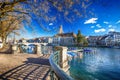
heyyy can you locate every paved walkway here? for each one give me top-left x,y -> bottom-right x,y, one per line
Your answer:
0,55 -> 51,80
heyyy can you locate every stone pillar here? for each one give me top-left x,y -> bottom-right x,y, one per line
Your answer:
55,46 -> 69,72
36,45 -> 43,56
12,44 -> 18,54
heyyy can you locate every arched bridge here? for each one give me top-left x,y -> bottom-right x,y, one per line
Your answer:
18,42 -> 48,46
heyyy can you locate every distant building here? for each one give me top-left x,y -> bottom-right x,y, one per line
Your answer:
98,35 -> 108,46
19,38 -> 27,43
34,38 -> 41,43
88,31 -> 120,46
87,36 -> 102,46
47,37 -> 53,44
27,39 -> 35,43
53,25 -> 76,46
59,25 -> 64,34
105,31 -> 120,46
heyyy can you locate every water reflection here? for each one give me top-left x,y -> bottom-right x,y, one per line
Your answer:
77,52 -> 83,59
20,44 -> 36,54
69,48 -> 120,80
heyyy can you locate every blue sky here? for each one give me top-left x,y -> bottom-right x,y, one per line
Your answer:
80,0 -> 120,36
18,0 -> 120,39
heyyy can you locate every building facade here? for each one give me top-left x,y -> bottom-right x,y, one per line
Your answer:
105,32 -> 120,46
53,25 -> 76,46
88,31 -> 120,47
87,36 -> 102,46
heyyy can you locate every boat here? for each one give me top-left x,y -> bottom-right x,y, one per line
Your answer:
67,52 -> 77,57
83,48 -> 97,53
83,48 -> 92,52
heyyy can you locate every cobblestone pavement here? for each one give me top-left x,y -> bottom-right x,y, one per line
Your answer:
0,54 -> 51,80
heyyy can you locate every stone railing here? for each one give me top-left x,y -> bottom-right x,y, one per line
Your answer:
11,44 -> 53,55
49,46 -> 73,80
11,44 -> 43,55
12,45 -> 73,79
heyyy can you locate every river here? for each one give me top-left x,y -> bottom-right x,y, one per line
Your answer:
69,48 -> 120,80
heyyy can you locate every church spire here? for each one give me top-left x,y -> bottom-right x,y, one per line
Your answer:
59,25 -> 63,34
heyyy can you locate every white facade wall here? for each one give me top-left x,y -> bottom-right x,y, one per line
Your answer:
53,37 -> 75,45
22,40 -> 27,43
53,37 -> 60,46
60,37 -> 74,46
105,32 -> 120,46
48,37 -> 53,43
53,37 -> 75,46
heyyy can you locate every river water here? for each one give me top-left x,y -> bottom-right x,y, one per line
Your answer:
69,48 -> 120,80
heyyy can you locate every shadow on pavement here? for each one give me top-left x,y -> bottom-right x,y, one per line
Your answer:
0,55 -> 50,80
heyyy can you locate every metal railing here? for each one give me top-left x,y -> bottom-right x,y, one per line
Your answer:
49,51 -> 73,80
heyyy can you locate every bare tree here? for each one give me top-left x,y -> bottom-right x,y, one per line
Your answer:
0,0 -> 93,48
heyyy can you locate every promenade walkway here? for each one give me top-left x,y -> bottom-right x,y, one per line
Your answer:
0,54 -> 50,80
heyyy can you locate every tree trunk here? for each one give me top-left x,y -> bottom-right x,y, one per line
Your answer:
1,36 -> 7,48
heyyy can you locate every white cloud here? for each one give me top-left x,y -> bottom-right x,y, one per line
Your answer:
103,21 -> 109,24
109,28 -> 115,32
116,20 -> 120,24
84,18 -> 98,24
108,25 -> 112,28
91,26 -> 94,28
49,23 -> 53,26
96,24 -> 102,28
94,28 -> 106,33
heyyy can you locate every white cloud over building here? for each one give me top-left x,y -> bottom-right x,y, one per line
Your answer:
109,28 -> 115,32
94,28 -> 106,33
84,18 -> 98,24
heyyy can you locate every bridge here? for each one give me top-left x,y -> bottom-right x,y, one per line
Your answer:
18,42 -> 48,46
69,49 -> 83,53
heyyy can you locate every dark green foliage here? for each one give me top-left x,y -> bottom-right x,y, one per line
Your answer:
77,30 -> 88,46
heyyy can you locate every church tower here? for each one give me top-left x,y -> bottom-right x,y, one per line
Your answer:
58,25 -> 63,34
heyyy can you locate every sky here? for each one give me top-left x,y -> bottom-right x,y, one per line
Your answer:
17,0 -> 120,39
